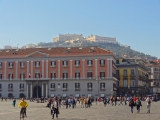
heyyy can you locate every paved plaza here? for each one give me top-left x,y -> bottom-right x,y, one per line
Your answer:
0,100 -> 160,120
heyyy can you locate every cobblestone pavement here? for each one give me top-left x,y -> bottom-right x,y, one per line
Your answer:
0,100 -> 160,120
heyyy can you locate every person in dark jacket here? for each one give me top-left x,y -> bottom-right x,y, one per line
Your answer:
129,98 -> 135,113
114,96 -> 117,106
135,98 -> 142,113
65,98 -> 68,109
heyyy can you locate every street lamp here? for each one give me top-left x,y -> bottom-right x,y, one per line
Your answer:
96,77 -> 101,97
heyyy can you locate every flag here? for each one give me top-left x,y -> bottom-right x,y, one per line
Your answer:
28,74 -> 31,78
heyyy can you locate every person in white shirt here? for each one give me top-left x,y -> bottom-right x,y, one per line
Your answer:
146,97 -> 151,113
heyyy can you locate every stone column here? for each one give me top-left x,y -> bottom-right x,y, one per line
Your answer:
58,60 -> 60,79
30,84 -> 32,98
46,60 -> 48,78
42,60 -> 44,78
16,61 -> 18,79
27,61 -> 29,79
4,62 -> 7,80
46,84 -> 48,98
31,61 -> 33,78
95,59 -> 98,77
26,84 -> 28,98
70,60 -> 72,79
82,59 -> 85,79
42,83 -> 44,97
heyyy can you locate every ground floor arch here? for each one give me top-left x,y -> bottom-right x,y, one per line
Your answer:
33,86 -> 41,98
19,93 -> 25,98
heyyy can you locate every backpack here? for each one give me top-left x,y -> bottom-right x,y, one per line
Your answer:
136,100 -> 141,106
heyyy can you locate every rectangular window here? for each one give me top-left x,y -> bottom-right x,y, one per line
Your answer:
75,83 -> 80,88
0,74 -> 2,79
35,73 -> 40,78
20,74 -> 25,80
75,72 -> 80,79
117,81 -> 119,87
100,60 -> 105,66
0,84 -> 2,89
8,84 -> 13,89
131,69 -> 134,75
0,62 -> 2,68
75,60 -> 80,66
51,61 -> 56,66
100,83 -> 105,89
50,83 -> 55,88
87,60 -> 92,66
63,83 -> 68,88
116,70 -> 119,76
20,62 -> 24,68
51,73 -> 56,79
87,72 -> 92,79
63,61 -> 68,66
124,70 -> 127,76
9,62 -> 14,68
8,74 -> 13,80
20,84 -> 24,89
123,80 -> 128,87
35,61 -> 40,67
131,80 -> 135,87
87,83 -> 92,89
63,73 -> 68,79
100,72 -> 105,78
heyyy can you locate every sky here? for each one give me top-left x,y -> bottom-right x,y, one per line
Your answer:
0,0 -> 160,58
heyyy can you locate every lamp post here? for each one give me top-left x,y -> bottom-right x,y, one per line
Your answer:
96,77 -> 101,97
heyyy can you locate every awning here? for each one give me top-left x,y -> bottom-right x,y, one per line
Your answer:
88,94 -> 92,97
101,94 -> 105,97
50,94 -> 54,97
63,94 -> 67,97
75,94 -> 80,97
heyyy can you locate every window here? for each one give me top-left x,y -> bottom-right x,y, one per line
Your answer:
75,83 -> 80,88
131,80 -> 135,87
51,61 -> 56,67
87,72 -> 92,79
8,84 -> 13,89
63,61 -> 68,66
19,84 -> 24,89
50,73 -> 56,79
0,62 -> 2,68
35,73 -> 40,79
20,74 -> 25,80
131,69 -> 134,76
63,83 -> 68,88
75,72 -> 80,79
35,61 -> 40,67
75,60 -> 80,66
9,62 -> 14,68
87,83 -> 92,89
123,80 -> 128,87
124,70 -> 127,76
100,60 -> 105,66
87,60 -> 92,66
8,74 -> 13,80
117,81 -> 119,87
63,73 -> 68,79
116,70 -> 119,76
100,72 -> 105,78
50,83 -> 55,88
0,74 -> 2,80
100,83 -> 105,89
0,84 -> 2,89
20,62 -> 24,68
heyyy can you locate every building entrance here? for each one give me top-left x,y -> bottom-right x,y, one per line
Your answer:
33,86 -> 41,98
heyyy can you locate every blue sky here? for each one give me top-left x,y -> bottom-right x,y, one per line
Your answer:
0,0 -> 160,58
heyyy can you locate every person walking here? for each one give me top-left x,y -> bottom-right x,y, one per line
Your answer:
12,98 -> 16,107
51,97 -> 59,119
80,97 -> 84,108
129,98 -> 135,113
146,96 -> 151,113
135,98 -> 142,113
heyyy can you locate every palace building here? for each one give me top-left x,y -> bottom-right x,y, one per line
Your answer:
0,47 -> 117,98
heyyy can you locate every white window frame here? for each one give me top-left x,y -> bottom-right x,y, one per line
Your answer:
36,61 -> 39,67
100,60 -> 104,65
75,60 -> 80,66
51,61 -> 55,67
88,60 -> 92,66
76,72 -> 80,79
63,61 -> 67,66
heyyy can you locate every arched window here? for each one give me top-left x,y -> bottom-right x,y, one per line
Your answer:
8,93 -> 13,98
19,93 -> 25,98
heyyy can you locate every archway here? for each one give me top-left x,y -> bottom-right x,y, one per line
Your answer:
33,86 -> 41,98
0,93 -> 1,97
8,93 -> 13,98
19,93 -> 25,98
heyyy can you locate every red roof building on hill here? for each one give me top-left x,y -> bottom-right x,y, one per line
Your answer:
0,46 -> 117,98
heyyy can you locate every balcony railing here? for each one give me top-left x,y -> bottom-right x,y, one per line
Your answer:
8,88 -> 13,91
20,66 -> 25,68
19,88 -> 25,91
87,88 -> 92,91
50,88 -> 56,91
75,88 -> 80,91
63,88 -> 68,91
8,66 -> 13,68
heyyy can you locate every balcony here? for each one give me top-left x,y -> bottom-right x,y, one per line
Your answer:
63,65 -> 68,68
100,88 -> 106,91
87,64 -> 92,67
20,66 -> 25,68
123,74 -> 128,77
87,88 -> 92,91
130,74 -> 135,77
75,64 -> 80,67
100,64 -> 105,67
8,88 -> 13,91
75,88 -> 80,91
50,65 -> 56,68
35,65 -> 40,68
19,88 -> 25,91
50,88 -> 56,91
63,88 -> 68,91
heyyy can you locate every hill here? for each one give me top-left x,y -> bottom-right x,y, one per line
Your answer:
36,40 -> 157,60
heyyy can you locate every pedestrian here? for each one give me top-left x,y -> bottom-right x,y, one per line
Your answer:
51,97 -> 59,119
135,98 -> 142,113
80,97 -> 84,108
129,98 -> 135,113
146,96 -> 151,113
12,98 -> 16,107
103,97 -> 107,107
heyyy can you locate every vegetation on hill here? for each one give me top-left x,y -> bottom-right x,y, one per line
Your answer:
37,41 -> 157,60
